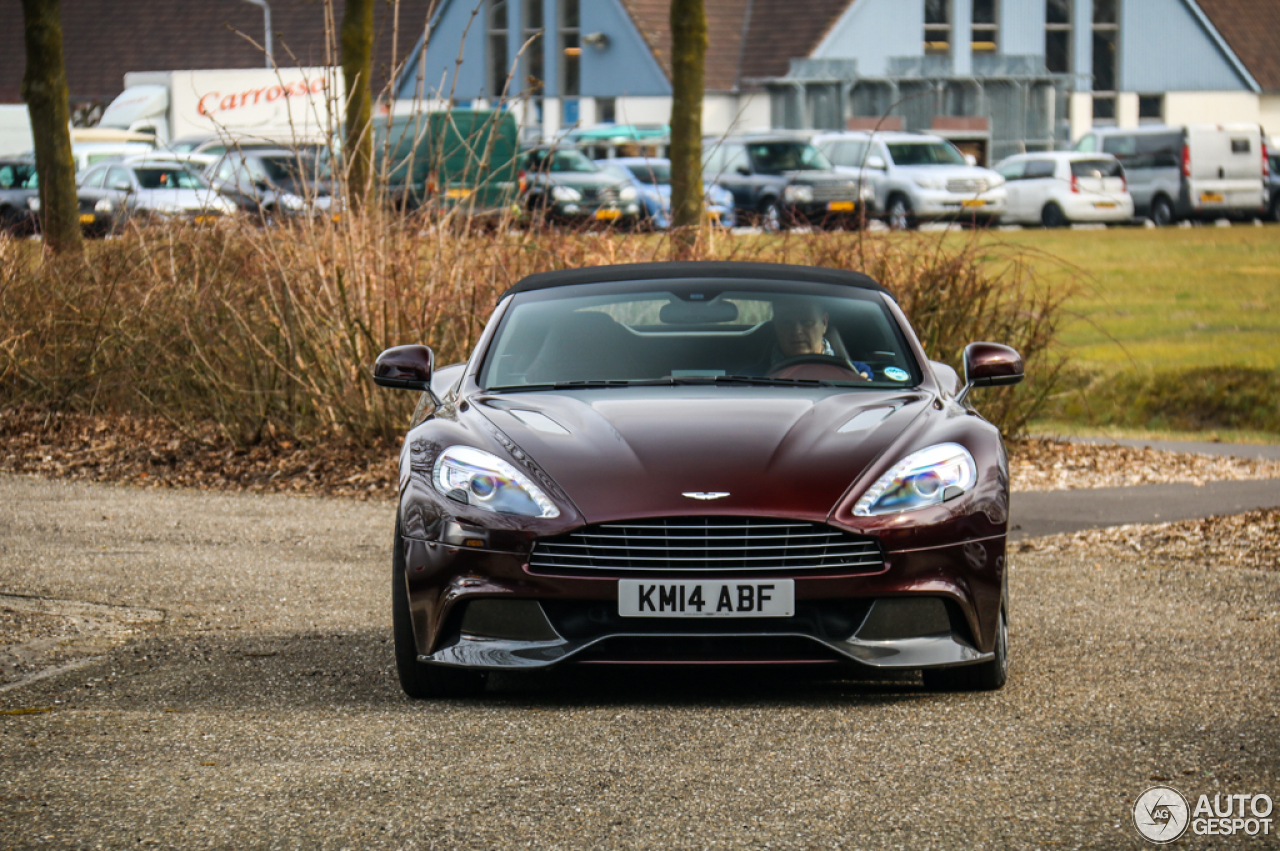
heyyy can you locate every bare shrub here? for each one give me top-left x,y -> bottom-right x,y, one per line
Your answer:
0,217 -> 1071,445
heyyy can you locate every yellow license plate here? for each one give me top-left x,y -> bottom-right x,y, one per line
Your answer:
193,215 -> 218,224
1094,202 -> 1117,209
704,210 -> 722,222
826,201 -> 856,212
79,214 -> 95,224
1200,192 -> 1225,204
445,188 -> 473,200
594,209 -> 621,221
961,199 -> 988,208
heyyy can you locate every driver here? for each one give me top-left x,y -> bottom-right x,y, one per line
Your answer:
741,297 -> 870,378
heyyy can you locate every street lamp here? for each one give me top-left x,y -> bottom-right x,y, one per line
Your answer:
242,0 -> 273,67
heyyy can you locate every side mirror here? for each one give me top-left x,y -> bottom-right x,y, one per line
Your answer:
864,155 -> 886,171
956,342 -> 1023,405
111,180 -> 133,192
735,165 -> 751,176
373,344 -> 434,391
964,153 -> 978,167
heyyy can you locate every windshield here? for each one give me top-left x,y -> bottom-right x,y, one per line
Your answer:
258,155 -> 329,182
0,163 -> 37,189
480,282 -> 919,390
886,141 -> 967,166
525,149 -> 599,173
133,167 -> 208,189
746,142 -> 832,175
621,161 -> 671,185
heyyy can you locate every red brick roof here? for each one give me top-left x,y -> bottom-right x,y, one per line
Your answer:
1196,0 -> 1280,92
2,0 -> 438,105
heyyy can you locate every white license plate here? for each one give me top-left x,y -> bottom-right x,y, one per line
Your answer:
618,579 -> 794,618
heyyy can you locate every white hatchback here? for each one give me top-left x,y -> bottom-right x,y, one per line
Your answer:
994,152 -> 1134,227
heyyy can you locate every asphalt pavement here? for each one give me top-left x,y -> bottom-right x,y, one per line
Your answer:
1,473 -> 1277,850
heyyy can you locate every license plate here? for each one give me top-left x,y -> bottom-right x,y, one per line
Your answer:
1200,192 -> 1225,204
594,208 -> 621,221
961,199 -> 987,208
1094,202 -> 1117,209
193,215 -> 218,224
827,201 -> 856,212
618,580 -> 795,618
705,210 -> 721,222
445,188 -> 473,200
79,214 -> 95,224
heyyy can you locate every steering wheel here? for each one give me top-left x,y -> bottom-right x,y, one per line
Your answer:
767,354 -> 868,382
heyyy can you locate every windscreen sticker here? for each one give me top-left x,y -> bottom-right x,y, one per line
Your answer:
884,367 -> 910,382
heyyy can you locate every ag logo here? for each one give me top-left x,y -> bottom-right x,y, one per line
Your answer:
1133,785 -> 1190,844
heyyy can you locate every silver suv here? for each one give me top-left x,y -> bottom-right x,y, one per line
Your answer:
813,131 -> 1006,229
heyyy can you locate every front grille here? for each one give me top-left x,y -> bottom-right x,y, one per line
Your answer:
528,517 -> 883,576
947,177 -> 989,194
809,181 -> 860,203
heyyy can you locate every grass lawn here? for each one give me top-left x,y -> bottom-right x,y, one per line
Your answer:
978,224 -> 1280,371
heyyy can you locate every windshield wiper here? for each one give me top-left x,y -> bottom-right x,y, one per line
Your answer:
485,375 -> 865,393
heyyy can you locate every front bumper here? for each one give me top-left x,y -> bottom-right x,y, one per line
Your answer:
910,187 -> 1006,218
401,533 -> 1005,672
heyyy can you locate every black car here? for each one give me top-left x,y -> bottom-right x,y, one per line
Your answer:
702,136 -> 875,230
204,149 -> 334,219
519,147 -> 642,225
0,158 -> 39,235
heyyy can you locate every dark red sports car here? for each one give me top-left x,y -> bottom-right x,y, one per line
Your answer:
374,261 -> 1023,698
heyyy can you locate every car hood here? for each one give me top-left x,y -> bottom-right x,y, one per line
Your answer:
472,387 -> 931,524
544,171 -> 620,190
136,189 -> 234,213
890,164 -> 1000,181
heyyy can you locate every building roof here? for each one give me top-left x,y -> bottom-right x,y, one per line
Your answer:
618,0 -> 851,92
1195,0 -> 1280,92
1,0 -> 438,105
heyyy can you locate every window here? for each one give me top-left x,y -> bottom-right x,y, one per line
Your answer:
1024,159 -> 1056,179
1092,0 -> 1119,123
924,0 -> 951,55
1070,158 -> 1122,178
1138,95 -> 1163,124
523,0 -> 544,97
996,159 -> 1025,180
487,0 -> 509,97
1045,0 -> 1071,74
821,139 -> 871,169
972,0 -> 998,53
560,0 -> 580,98
597,97 -> 616,123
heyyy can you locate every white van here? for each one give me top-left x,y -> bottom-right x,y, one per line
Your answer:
1074,124 -> 1267,224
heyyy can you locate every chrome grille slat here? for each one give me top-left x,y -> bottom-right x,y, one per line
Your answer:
529,516 -> 884,575
946,178 -> 989,194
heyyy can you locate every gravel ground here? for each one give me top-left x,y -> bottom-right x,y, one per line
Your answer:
1009,438 -> 1280,492
1,474 -> 1277,849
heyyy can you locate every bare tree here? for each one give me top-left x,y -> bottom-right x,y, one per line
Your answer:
341,0 -> 375,210
668,0 -> 706,255
20,0 -> 81,256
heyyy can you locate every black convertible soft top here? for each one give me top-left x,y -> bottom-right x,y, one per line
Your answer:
499,261 -> 891,301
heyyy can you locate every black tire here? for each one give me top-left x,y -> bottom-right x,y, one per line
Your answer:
1149,195 -> 1175,226
886,195 -> 916,231
1040,202 -> 1067,229
392,518 -> 486,699
922,607 -> 1008,692
1269,194 -> 1280,223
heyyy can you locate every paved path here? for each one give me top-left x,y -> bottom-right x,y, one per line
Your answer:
1,474 -> 1277,850
1063,436 -> 1280,462
1011,478 -> 1280,540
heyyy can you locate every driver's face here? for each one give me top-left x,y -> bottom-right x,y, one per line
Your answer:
773,300 -> 828,358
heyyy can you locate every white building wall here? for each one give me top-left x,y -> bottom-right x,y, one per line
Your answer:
703,93 -> 771,136
613,96 -> 675,127
1163,91 -> 1260,127
1261,95 -> 1280,141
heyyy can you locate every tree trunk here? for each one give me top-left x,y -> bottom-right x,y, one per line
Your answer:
668,0 -> 706,256
341,0 -> 375,211
20,0 -> 81,257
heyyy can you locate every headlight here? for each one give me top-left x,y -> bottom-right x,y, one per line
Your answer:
860,184 -> 876,201
986,174 -> 1006,189
551,185 -> 581,202
27,197 -> 40,211
853,443 -> 977,516
94,199 -> 113,213
618,185 -> 638,202
912,175 -> 947,190
432,445 -> 560,518
783,184 -> 814,203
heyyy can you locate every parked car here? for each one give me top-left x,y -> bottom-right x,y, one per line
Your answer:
520,146 -> 642,225
0,158 -> 39,235
813,131 -> 1006,230
204,148 -> 333,219
993,152 -> 1134,227
71,141 -> 156,175
702,135 -> 872,229
372,260 -> 1023,698
1074,124 -> 1268,224
375,110 -> 518,214
1266,143 -> 1279,222
76,157 -> 235,235
596,157 -> 737,228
